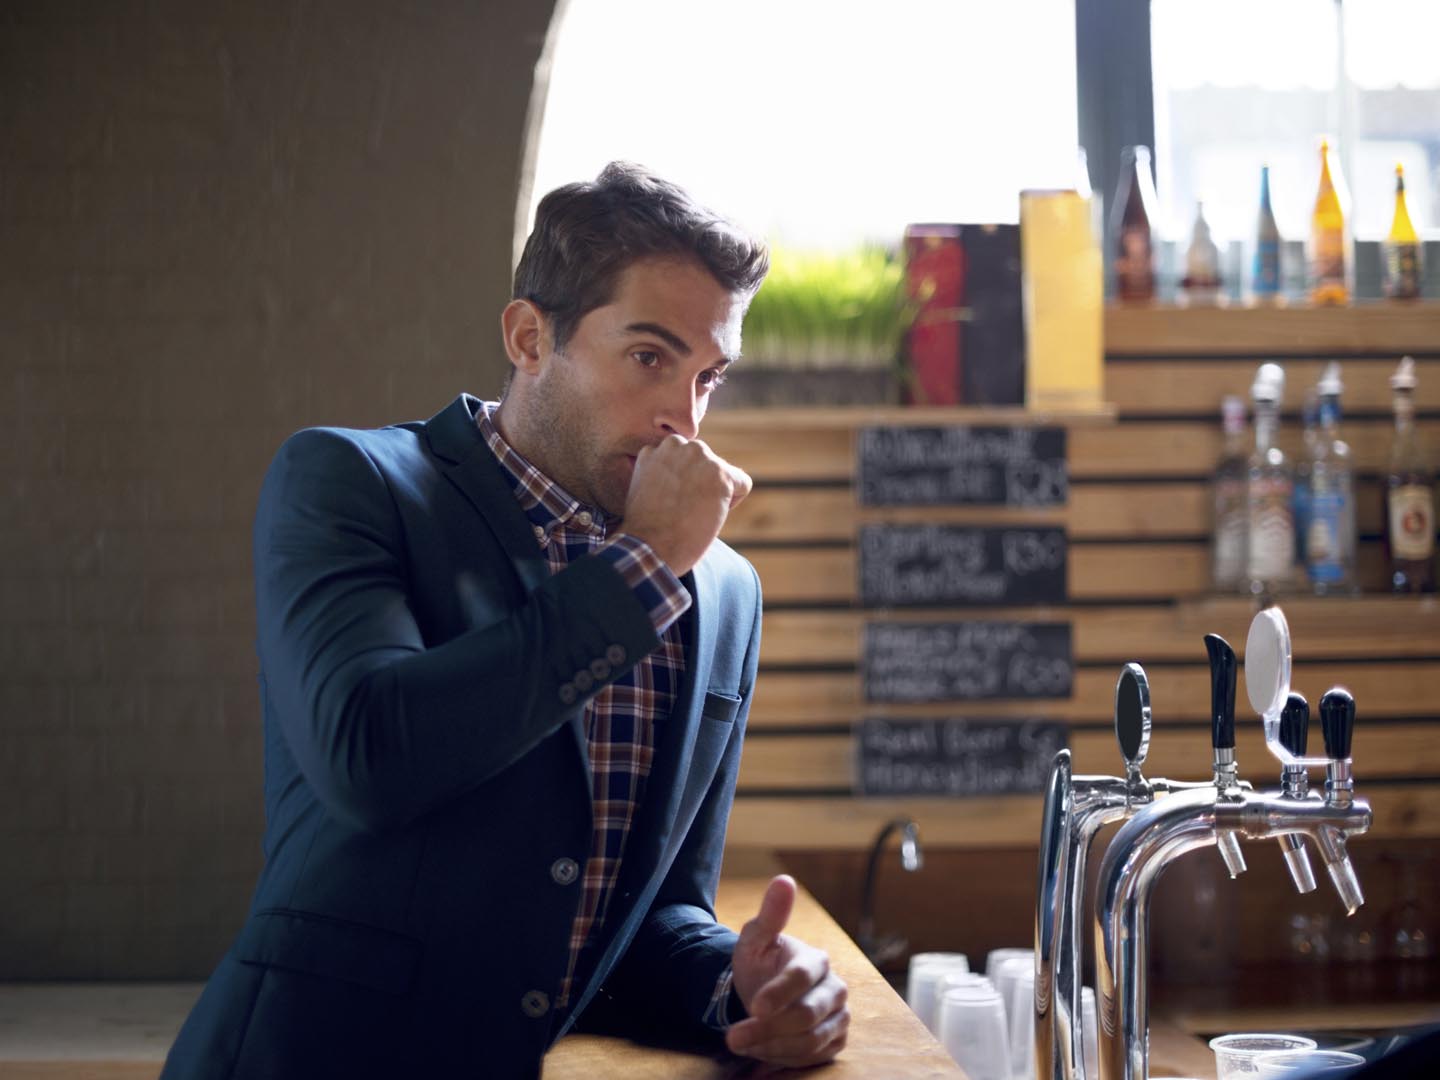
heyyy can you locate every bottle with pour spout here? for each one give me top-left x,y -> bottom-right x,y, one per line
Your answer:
1387,357 -> 1436,592
1305,362 -> 1356,594
1247,363 -> 1295,596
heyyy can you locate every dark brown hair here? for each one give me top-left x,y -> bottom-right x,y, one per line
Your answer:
513,161 -> 769,352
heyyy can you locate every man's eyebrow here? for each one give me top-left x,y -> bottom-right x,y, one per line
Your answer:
624,322 -> 692,356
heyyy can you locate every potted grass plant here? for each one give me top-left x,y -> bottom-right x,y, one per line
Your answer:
723,246 -> 915,407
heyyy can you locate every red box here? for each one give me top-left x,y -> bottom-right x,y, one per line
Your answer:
903,225 -> 965,406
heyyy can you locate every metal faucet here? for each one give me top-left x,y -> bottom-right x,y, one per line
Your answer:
857,816 -> 922,966
1034,664 -> 1213,1080
1091,684 -> 1371,1080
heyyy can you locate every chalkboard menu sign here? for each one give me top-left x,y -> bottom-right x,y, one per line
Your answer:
857,426 -> 1067,508
864,621 -> 1073,703
856,718 -> 1068,797
858,525 -> 1067,607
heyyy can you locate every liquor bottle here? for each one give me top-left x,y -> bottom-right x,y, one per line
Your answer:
1253,165 -> 1283,304
1387,357 -> 1436,592
1247,363 -> 1295,596
1212,395 -> 1249,591
1305,363 -> 1356,594
1110,146 -> 1159,302
1383,164 -> 1423,300
1293,390 -> 1319,569
1180,201 -> 1222,306
1308,140 -> 1350,305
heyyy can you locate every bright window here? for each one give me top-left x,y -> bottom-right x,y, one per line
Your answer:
1151,0 -> 1439,243
523,0 -> 1079,253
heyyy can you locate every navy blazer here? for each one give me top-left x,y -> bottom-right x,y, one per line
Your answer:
163,395 -> 763,1079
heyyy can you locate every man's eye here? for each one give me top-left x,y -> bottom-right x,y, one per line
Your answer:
634,350 -> 661,368
697,369 -> 728,389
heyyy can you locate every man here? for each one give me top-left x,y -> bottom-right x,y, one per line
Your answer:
163,162 -> 848,1078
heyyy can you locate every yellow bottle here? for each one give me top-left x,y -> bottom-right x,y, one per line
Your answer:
1308,140 -> 1349,305
1384,164 -> 1423,300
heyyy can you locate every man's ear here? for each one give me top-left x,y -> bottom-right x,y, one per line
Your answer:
501,299 -> 546,375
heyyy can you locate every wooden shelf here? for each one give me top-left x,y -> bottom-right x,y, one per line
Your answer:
1105,301 -> 1440,356
705,403 -> 1117,429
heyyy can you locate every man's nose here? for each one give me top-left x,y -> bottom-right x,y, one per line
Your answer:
656,381 -> 701,440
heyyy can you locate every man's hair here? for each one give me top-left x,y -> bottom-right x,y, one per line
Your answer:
513,161 -> 769,352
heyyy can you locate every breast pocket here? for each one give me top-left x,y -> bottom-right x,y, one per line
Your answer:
700,689 -> 742,726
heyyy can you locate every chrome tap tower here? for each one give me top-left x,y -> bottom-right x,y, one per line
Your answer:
1033,606 -> 1372,1080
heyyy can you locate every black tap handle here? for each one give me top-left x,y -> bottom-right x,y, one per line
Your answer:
1320,687 -> 1356,759
1204,634 -> 1237,750
1279,692 -> 1310,758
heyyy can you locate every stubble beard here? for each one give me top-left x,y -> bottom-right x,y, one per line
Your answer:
517,364 -> 630,520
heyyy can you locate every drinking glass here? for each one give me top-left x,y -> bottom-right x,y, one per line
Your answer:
1210,1033 -> 1319,1079
983,946 -> 1032,981
936,983 -> 1011,1080
1004,960 -> 1037,1080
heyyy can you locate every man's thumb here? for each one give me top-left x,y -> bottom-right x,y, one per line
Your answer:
743,874 -> 796,944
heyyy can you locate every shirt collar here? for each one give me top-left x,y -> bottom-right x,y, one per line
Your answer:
476,400 -> 609,543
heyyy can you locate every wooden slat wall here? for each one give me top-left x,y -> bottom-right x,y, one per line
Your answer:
707,305 -> 1440,851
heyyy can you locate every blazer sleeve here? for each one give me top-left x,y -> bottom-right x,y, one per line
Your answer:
590,559 -> 763,1036
253,426 -> 662,833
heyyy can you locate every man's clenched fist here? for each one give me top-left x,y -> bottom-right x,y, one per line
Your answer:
620,435 -> 751,577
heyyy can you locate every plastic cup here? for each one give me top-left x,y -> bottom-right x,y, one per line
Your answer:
1081,986 -> 1098,1079
905,953 -> 970,1035
984,946 -> 1032,981
1255,1048 -> 1367,1076
1210,1033 -> 1319,1079
1004,961 -> 1037,1080
936,983 -> 1011,1080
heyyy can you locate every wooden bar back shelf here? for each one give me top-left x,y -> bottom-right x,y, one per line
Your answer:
707,303 -> 1440,854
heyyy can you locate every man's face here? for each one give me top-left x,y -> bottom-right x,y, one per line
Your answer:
511,255 -> 746,518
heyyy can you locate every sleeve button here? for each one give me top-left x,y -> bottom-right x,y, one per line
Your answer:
550,857 -> 579,885
558,683 -> 578,706
605,644 -> 626,665
521,989 -> 550,1018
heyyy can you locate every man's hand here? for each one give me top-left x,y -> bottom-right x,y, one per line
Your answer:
725,875 -> 849,1067
621,435 -> 752,577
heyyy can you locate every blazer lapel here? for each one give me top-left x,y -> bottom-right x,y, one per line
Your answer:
422,394 -> 588,769
621,555 -> 718,878
423,394 -> 550,596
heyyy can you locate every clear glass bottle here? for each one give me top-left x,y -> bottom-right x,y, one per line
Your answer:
1110,146 -> 1159,303
1305,363 -> 1356,594
1212,395 -> 1249,591
1293,390 -> 1319,571
1247,363 -> 1295,596
1387,357 -> 1436,593
1180,201 -> 1221,306
1383,163 -> 1423,301
1252,165 -> 1282,304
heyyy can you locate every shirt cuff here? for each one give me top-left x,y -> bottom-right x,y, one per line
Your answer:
701,963 -> 745,1031
598,533 -> 692,634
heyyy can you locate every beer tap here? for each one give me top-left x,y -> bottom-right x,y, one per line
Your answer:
1204,634 -> 1247,878
1275,693 -> 1318,893
1034,665 -> 1211,1080
1092,608 -> 1372,1080
1319,687 -> 1365,914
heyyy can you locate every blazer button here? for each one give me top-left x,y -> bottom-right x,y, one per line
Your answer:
558,683 -> 578,706
550,857 -> 579,885
521,989 -> 550,1018
573,669 -> 594,693
605,644 -> 626,665
589,658 -> 611,680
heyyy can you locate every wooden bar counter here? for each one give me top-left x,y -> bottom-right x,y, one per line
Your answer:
543,877 -> 964,1079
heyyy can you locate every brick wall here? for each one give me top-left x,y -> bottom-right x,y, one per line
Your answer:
0,0 -> 556,978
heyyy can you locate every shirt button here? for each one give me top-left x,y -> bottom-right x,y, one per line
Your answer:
532,525 -> 545,539
605,644 -> 626,665
589,658 -> 611,681
573,669 -> 594,693
558,683 -> 578,706
550,857 -> 579,885
521,989 -> 550,1018
576,510 -> 593,528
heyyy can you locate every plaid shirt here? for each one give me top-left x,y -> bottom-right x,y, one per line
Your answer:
476,404 -> 691,1008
